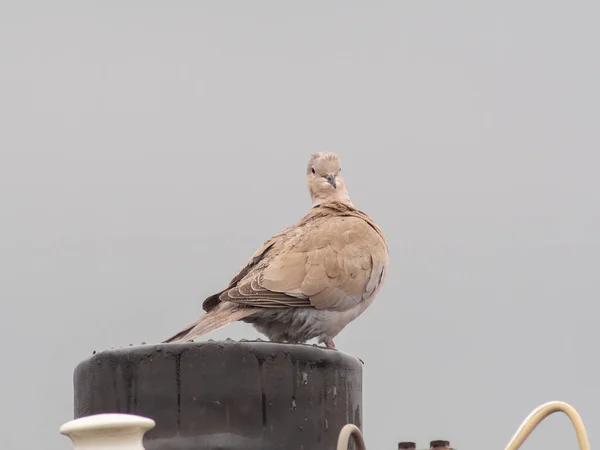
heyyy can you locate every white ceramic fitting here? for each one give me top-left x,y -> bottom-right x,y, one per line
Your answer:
60,413 -> 156,450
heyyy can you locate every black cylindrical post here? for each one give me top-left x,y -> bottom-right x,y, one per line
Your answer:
73,340 -> 363,450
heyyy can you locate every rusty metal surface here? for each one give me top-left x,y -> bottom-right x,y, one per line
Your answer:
73,340 -> 363,450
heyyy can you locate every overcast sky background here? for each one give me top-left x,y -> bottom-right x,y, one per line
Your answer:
1,2 -> 599,450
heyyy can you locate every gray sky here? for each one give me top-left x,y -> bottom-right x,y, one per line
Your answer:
1,2 -> 598,450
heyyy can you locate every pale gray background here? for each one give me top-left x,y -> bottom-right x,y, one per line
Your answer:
1,2 -> 598,450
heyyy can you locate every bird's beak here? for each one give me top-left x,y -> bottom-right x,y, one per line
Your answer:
325,174 -> 337,189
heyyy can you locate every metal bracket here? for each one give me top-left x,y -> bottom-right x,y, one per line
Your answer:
336,400 -> 591,450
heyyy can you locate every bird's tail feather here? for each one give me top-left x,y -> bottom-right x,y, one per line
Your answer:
162,303 -> 256,343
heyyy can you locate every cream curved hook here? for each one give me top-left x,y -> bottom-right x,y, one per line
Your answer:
503,401 -> 590,450
336,423 -> 366,450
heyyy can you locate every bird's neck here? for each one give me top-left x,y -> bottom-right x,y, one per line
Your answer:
311,188 -> 353,208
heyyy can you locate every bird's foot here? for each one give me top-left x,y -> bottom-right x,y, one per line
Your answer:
325,340 -> 336,349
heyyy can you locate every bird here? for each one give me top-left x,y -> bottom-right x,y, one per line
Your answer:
163,152 -> 388,349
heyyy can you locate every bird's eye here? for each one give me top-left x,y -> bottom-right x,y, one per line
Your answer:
339,167 -> 341,173
311,167 -> 316,174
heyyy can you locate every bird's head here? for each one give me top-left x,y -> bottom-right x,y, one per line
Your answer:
306,152 -> 352,207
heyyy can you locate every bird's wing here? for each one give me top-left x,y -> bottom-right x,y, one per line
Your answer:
215,203 -> 388,311
202,223 -> 305,311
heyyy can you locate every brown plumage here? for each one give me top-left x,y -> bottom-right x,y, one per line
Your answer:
163,152 -> 389,348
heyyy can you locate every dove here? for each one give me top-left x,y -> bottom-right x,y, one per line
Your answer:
163,152 -> 388,348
